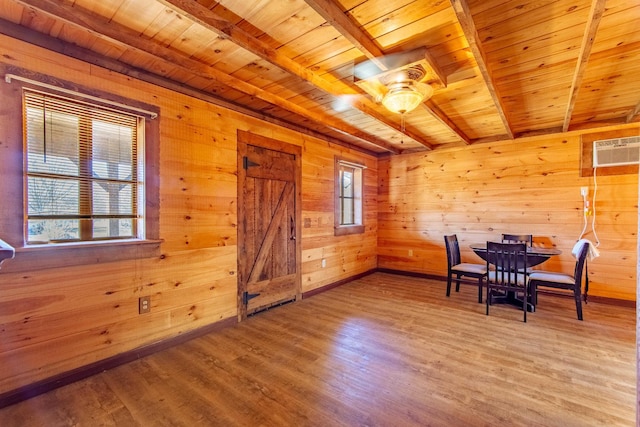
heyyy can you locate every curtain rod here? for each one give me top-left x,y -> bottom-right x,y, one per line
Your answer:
4,73 -> 158,119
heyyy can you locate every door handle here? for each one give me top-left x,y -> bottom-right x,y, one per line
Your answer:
290,216 -> 295,240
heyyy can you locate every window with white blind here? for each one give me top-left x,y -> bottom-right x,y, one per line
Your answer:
334,157 -> 365,236
24,90 -> 144,244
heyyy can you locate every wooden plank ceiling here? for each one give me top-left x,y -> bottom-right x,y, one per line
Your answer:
1,0 -> 639,155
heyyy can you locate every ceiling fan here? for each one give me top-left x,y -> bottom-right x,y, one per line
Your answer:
351,47 -> 447,115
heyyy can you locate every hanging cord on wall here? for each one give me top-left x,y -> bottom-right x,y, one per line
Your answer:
577,162 -> 607,303
578,191 -> 588,240
578,166 -> 603,304
577,167 -> 601,247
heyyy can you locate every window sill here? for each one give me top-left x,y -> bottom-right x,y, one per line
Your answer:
17,238 -> 163,252
334,224 -> 365,236
3,239 -> 163,274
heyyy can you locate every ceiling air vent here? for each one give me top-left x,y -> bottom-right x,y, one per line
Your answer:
593,136 -> 640,167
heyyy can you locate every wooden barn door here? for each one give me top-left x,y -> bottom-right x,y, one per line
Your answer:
237,131 -> 301,320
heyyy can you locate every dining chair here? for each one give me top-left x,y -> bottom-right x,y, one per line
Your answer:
528,242 -> 590,320
502,233 -> 533,246
485,241 -> 529,322
444,235 -> 487,303
501,234 -> 534,274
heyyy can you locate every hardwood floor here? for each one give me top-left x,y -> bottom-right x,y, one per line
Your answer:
0,272 -> 635,426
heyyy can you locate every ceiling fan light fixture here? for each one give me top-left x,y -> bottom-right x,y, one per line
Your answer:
381,81 -> 433,114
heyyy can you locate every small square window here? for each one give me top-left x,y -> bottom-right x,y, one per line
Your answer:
335,157 -> 365,236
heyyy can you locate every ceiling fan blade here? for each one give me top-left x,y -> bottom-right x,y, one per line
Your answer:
332,94 -> 361,112
354,60 -> 384,81
354,48 -> 431,81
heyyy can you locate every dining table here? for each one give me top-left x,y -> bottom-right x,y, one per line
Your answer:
470,242 -> 562,311
470,243 -> 562,267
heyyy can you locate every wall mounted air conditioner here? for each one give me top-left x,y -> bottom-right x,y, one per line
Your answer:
593,136 -> 640,167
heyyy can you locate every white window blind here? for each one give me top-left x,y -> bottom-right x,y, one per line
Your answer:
24,90 -> 143,244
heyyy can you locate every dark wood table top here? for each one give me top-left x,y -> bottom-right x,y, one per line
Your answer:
469,243 -> 562,256
470,243 -> 562,267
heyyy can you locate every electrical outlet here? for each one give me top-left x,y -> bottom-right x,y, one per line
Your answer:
139,296 -> 151,314
408,249 -> 413,257
580,186 -> 588,197
321,258 -> 327,268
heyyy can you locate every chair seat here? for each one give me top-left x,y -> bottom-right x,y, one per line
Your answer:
452,263 -> 487,276
445,234 -> 486,304
488,270 -> 527,286
529,242 -> 590,321
529,271 -> 574,285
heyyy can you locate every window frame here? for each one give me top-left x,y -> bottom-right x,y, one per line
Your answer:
23,89 -> 144,244
334,156 -> 365,236
0,70 -> 160,272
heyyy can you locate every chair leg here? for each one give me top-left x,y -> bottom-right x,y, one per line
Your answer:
523,284 -> 528,323
530,283 -> 536,306
455,275 -> 461,292
485,285 -> 490,315
477,278 -> 483,303
446,275 -> 452,297
574,287 -> 583,321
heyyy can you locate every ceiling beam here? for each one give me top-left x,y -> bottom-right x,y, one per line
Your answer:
563,0 -> 606,132
0,19 -> 382,158
449,0 -> 514,140
514,126 -> 564,140
305,0 -> 445,88
308,0 -> 470,145
303,0 -> 388,71
421,48 -> 448,89
627,100 -> 640,123
422,101 -> 472,144
157,0 -> 433,150
15,0 -> 400,154
158,0 -> 334,96
304,0 -> 473,146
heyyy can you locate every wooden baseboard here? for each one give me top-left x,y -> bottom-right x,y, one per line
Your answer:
581,295 -> 635,308
380,268 -> 635,307
0,270 -> 376,409
302,269 -> 377,299
377,268 -> 446,282
0,317 -> 237,409
1,267 -> 632,409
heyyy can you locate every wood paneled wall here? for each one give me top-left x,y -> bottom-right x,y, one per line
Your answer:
301,144 -> 378,292
0,35 -> 377,394
378,132 -> 639,301
0,32 -> 636,398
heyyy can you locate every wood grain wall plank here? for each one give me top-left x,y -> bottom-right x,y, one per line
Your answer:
378,127 -> 639,301
0,34 -> 377,395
